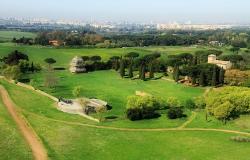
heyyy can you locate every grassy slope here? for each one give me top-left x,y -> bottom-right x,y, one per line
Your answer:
0,31 -> 36,41
0,98 -> 32,160
30,70 -> 204,127
1,80 -> 250,160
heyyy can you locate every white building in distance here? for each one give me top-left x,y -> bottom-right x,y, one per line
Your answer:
208,54 -> 232,70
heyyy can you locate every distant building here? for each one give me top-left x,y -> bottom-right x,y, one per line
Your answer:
208,54 -> 232,70
69,56 -> 86,73
49,40 -> 65,46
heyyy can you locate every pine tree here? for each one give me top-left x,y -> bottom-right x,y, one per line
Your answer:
211,66 -> 217,86
219,67 -> 225,85
119,58 -> 125,78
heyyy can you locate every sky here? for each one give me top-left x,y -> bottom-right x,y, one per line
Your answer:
1,0 -> 250,24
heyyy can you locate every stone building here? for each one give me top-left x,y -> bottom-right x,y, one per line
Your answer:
69,56 -> 86,73
208,54 -> 232,70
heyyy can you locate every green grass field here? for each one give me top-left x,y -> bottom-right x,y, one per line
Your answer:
0,97 -> 32,160
1,80 -> 250,160
0,43 -> 250,159
0,31 -> 36,42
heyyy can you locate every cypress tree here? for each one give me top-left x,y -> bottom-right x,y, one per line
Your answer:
119,58 -> 125,78
30,62 -> 34,73
173,66 -> 180,82
219,67 -> 225,85
211,66 -> 217,86
141,64 -> 146,80
199,71 -> 205,86
149,62 -> 154,78
128,64 -> 133,78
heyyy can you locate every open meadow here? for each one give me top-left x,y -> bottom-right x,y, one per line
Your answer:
0,31 -> 36,42
0,42 -> 250,160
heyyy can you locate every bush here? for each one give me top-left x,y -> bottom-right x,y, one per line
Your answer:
167,107 -> 184,119
230,136 -> 250,142
185,99 -> 196,110
126,108 -> 142,121
126,95 -> 163,121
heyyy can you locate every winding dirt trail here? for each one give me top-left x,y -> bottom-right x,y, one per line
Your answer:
0,86 -> 47,160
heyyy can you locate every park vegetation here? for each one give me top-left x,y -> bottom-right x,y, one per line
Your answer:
205,87 -> 250,124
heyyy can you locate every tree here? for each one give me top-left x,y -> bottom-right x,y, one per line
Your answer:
199,71 -> 205,86
230,47 -> 240,54
219,67 -> 225,84
72,86 -> 82,97
213,101 -> 234,124
2,50 -> 29,65
185,99 -> 196,110
167,107 -> 184,119
211,65 -> 217,86
125,52 -> 139,78
126,95 -> 162,121
110,56 -> 120,71
173,66 -> 180,82
2,66 -> 22,80
90,56 -> 101,62
82,56 -> 90,61
44,58 -> 56,70
138,57 -> 146,80
167,97 -> 181,108
144,52 -> 161,78
119,58 -> 125,78
205,87 -> 250,123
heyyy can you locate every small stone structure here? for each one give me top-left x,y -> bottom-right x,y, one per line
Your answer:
208,54 -> 232,70
69,56 -> 86,73
58,98 -> 107,115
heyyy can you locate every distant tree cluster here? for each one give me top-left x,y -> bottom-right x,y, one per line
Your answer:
1,50 -> 41,80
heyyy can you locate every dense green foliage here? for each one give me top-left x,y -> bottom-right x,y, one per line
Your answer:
205,87 -> 250,123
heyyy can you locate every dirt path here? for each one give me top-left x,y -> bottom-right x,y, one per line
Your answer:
178,111 -> 197,129
0,86 -> 47,160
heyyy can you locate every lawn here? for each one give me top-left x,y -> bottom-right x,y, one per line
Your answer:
0,98 -> 32,160
0,43 -> 219,67
1,80 -> 250,160
0,31 -> 36,42
29,70 -> 204,127
1,43 -> 250,159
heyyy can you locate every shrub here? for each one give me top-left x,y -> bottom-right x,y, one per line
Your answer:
205,87 -> 250,122
167,107 -> 184,119
231,136 -> 250,142
167,97 -> 181,108
185,99 -> 196,110
126,95 -> 163,121
72,86 -> 82,97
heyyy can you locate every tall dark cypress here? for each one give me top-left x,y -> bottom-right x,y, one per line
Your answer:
149,62 -> 154,78
219,67 -> 225,85
128,63 -> 133,78
211,66 -> 217,86
199,71 -> 205,86
119,59 -> 125,78
141,64 -> 146,81
173,66 -> 180,82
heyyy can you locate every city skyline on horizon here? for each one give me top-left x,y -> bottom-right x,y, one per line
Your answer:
1,0 -> 250,24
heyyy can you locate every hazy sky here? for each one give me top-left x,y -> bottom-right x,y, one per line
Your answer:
1,0 -> 249,23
